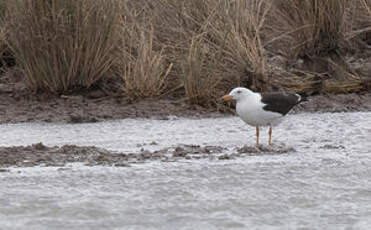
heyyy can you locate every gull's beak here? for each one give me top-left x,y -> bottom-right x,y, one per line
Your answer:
222,94 -> 233,101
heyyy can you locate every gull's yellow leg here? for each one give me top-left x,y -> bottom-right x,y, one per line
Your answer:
268,126 -> 272,146
256,126 -> 260,146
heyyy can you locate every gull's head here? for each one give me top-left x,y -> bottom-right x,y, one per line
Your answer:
222,87 -> 254,102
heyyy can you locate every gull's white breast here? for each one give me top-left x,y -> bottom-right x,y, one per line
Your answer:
236,94 -> 283,126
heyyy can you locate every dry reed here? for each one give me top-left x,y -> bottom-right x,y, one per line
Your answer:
120,28 -> 173,99
0,0 -> 369,105
269,0 -> 347,58
7,0 -> 121,93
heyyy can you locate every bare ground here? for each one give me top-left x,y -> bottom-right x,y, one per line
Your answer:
0,143 -> 296,169
0,80 -> 370,124
0,81 -> 221,124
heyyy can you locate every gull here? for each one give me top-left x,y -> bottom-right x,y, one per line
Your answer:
223,87 -> 307,146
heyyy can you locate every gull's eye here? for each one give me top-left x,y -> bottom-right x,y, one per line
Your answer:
237,90 -> 241,94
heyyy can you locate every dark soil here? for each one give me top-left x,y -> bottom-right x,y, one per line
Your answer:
292,92 -> 371,113
0,77 -> 371,124
0,143 -> 295,169
0,79 -> 221,124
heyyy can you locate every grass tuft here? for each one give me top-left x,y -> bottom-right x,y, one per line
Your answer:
120,28 -> 173,99
0,0 -> 369,105
182,36 -> 222,105
7,0 -> 121,93
270,0 -> 347,59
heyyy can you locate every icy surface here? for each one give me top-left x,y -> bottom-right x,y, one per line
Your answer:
1,112 -> 371,229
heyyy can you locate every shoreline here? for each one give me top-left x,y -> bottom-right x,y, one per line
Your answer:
1,89 -> 371,124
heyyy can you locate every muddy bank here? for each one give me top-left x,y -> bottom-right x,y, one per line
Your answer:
0,84 -> 220,124
0,143 -> 295,169
1,80 -> 371,124
292,92 -> 371,113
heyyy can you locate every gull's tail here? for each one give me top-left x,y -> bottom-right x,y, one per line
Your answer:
295,92 -> 309,103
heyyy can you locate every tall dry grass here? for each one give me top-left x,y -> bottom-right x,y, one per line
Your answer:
182,37 -> 223,105
7,0 -> 121,93
120,28 -> 173,99
141,0 -> 227,102
344,0 -> 371,46
0,0 -> 10,71
118,0 -> 222,102
0,22 -> 7,71
267,0 -> 370,93
0,0 -> 369,104
269,0 -> 347,59
214,0 -> 271,91
146,0 -> 272,102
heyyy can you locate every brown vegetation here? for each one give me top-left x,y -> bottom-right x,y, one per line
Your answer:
0,0 -> 370,106
120,29 -> 173,99
6,0 -> 120,93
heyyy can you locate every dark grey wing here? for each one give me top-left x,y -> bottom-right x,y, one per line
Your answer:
260,92 -> 301,115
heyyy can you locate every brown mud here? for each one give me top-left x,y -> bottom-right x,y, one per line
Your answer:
292,92 -> 371,113
0,82 -> 219,124
0,143 -> 295,169
0,78 -> 370,124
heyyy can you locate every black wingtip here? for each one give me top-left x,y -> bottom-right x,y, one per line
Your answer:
297,92 -> 309,102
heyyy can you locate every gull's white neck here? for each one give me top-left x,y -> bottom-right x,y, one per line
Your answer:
235,91 -> 261,104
